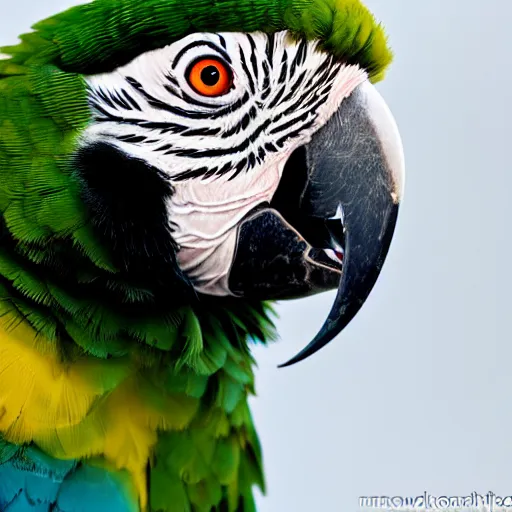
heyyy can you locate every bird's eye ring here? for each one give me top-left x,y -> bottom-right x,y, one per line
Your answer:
187,57 -> 233,97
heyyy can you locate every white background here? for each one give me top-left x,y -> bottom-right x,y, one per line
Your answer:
2,1 -> 511,510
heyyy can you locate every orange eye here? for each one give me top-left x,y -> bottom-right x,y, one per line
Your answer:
187,58 -> 232,97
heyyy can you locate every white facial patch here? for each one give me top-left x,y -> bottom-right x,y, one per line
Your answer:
83,31 -> 368,296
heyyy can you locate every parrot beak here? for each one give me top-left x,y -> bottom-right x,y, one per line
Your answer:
278,82 -> 404,367
229,81 -> 404,367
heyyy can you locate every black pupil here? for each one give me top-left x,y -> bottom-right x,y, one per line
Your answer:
201,66 -> 220,87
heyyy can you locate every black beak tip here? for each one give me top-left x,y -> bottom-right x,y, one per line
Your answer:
277,316 -> 341,368
277,316 -> 348,368
278,201 -> 400,369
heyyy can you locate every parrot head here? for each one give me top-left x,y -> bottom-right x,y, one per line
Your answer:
1,0 -> 404,366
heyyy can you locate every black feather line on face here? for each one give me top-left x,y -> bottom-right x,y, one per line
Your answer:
261,60 -> 271,100
266,33 -> 275,67
172,40 -> 232,69
239,45 -> 255,95
247,34 -> 259,82
125,76 -> 249,120
290,38 -> 307,77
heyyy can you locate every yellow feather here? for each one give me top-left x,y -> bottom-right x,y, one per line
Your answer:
0,314 -> 200,510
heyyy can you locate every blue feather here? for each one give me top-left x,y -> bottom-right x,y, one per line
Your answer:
57,465 -> 137,512
0,445 -> 137,512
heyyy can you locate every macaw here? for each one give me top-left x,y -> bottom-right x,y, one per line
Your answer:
0,0 -> 404,510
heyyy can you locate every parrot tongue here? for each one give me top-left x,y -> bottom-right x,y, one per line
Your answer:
278,82 -> 404,367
